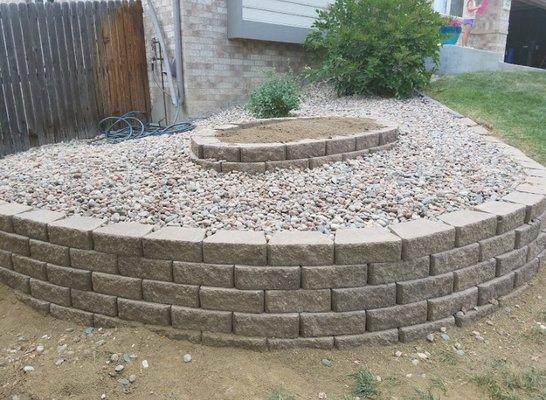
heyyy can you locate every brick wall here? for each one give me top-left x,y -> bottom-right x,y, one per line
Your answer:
144,0 -> 310,119
471,0 -> 511,53
1,132 -> 545,349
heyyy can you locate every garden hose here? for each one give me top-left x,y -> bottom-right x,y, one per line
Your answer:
94,111 -> 195,144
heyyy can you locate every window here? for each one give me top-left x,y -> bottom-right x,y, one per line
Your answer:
433,0 -> 464,17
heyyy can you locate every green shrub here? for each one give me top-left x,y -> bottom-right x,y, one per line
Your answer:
245,72 -> 301,118
304,0 -> 444,98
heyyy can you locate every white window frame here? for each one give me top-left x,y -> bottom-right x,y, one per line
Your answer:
433,0 -> 464,17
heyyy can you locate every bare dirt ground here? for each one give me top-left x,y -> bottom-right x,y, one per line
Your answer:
217,117 -> 379,143
1,269 -> 545,400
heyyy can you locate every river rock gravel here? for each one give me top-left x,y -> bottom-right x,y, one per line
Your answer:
0,88 -> 525,237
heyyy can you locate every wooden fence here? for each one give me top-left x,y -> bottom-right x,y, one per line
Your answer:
0,0 -> 151,156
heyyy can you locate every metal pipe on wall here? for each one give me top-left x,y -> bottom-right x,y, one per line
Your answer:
173,0 -> 185,111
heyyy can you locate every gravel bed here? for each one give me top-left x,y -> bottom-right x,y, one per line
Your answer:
0,88 -> 526,236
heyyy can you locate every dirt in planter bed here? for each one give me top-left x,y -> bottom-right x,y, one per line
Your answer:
217,117 -> 381,144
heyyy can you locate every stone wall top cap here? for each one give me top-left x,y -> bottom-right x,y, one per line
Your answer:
49,215 -> 106,230
204,230 -> 266,245
335,227 -> 401,244
94,222 -> 154,237
13,209 -> 65,223
145,226 -> 206,242
439,209 -> 497,226
388,219 -> 453,239
269,230 -> 332,245
474,200 -> 526,216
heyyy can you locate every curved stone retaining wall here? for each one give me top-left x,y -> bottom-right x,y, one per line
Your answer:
190,118 -> 399,173
0,133 -> 545,350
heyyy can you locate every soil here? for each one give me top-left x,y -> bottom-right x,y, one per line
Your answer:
217,117 -> 380,144
1,268 -> 545,400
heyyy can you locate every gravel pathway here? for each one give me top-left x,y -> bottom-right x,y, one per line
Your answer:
0,88 -> 525,236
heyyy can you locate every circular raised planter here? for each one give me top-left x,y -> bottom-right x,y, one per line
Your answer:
190,117 -> 399,173
0,125 -> 545,350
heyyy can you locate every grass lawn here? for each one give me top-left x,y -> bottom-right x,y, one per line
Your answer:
426,71 -> 546,164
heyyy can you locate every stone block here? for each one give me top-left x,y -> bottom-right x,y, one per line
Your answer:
453,259 -> 497,291
527,236 -> 545,261
503,191 -> 546,222
478,273 -> 515,305
268,231 -> 334,266
474,201 -> 526,234
200,287 -> 264,313
142,227 -> 205,262
234,265 -> 300,290
399,317 -> 455,342
265,158 -> 309,171
368,257 -> 429,285
396,274 -> 453,304
149,326 -> 202,343
92,272 -> 142,300
301,264 -> 367,289
268,337 -> 335,350
332,284 -> 396,312
427,287 -> 478,320
221,162 -> 267,174
0,266 -> 30,293
515,220 -> 541,249
143,280 -> 199,307
14,292 -> 49,314
46,264 -> 92,291
285,140 -> 326,160
173,262 -> 234,287
0,231 -> 30,256
171,306 -> 232,333
117,298 -> 171,326
517,183 -> 546,196
94,314 -> 138,329
308,153 -> 343,169
300,311 -> 367,337
240,143 -> 286,162
355,132 -> 380,150
0,203 -> 33,232
455,304 -> 498,327
341,149 -> 369,161
12,255 -> 47,280
479,231 -> 516,260
13,209 -> 65,241
233,313 -> 299,338
430,243 -> 480,275
366,301 -> 428,331
265,289 -> 331,313
499,283 -> 530,306
439,210 -> 497,247
379,128 -> 399,145
93,222 -> 153,256
71,289 -> 117,316
496,247 -> 527,276
334,227 -> 402,264
326,136 -> 356,155
29,240 -> 70,267
30,279 -> 70,306
202,332 -> 267,351
203,230 -> 267,265
48,216 -> 106,250
202,143 -> 240,162
0,250 -> 11,269
118,257 -> 172,281
389,220 -> 455,260
69,249 -> 118,274
369,143 -> 395,153
50,304 -> 94,326
514,259 -> 540,287
334,330 -> 399,349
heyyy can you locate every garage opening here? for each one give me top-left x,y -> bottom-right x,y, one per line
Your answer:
505,0 -> 546,69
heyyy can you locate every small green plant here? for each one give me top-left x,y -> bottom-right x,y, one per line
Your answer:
245,72 -> 301,118
305,0 -> 444,98
351,368 -> 378,398
412,389 -> 440,400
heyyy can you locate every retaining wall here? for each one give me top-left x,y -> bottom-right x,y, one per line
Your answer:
0,127 -> 545,350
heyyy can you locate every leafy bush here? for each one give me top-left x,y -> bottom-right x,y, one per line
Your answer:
305,0 -> 444,98
245,72 -> 301,118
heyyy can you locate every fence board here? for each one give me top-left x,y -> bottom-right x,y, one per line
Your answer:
0,0 -> 150,156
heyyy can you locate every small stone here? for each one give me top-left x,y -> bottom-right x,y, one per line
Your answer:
110,354 -> 119,362
118,378 -> 130,386
101,395 -> 107,400
426,334 -> 434,342
440,327 -> 447,333
23,365 -> 34,373
55,359 -> 65,366
411,359 -> 419,366
376,376 -> 382,382
395,351 -> 403,358
115,365 -> 124,373
57,344 -> 68,354
142,360 -> 149,369
441,333 -> 450,341
183,354 -> 192,363
84,327 -> 95,336
36,345 -> 45,353
455,349 -> 465,357
320,358 -> 332,367
417,352 -> 428,360
128,374 -> 137,383
318,393 -> 327,400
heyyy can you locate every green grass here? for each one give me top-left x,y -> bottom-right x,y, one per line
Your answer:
472,365 -> 546,400
426,71 -> 546,164
266,388 -> 295,400
351,368 -> 379,398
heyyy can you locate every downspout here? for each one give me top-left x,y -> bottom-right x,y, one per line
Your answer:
173,0 -> 185,114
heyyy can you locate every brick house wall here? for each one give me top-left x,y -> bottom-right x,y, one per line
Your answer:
144,0 -> 310,119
